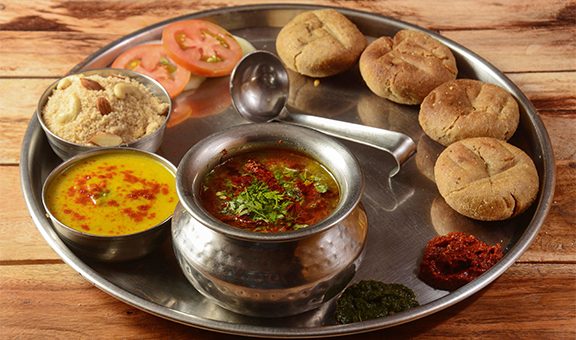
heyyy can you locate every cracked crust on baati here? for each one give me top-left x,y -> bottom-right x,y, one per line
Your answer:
434,137 -> 539,221
275,9 -> 367,78
359,30 -> 457,105
419,79 -> 520,146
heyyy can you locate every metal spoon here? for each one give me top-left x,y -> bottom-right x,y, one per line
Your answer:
229,50 -> 416,177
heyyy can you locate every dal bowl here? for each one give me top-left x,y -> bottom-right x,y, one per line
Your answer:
42,148 -> 178,262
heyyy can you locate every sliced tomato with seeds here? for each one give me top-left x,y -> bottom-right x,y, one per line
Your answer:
161,20 -> 243,77
111,43 -> 191,98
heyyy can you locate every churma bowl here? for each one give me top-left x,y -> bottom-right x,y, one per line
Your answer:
172,123 -> 368,317
36,68 -> 172,160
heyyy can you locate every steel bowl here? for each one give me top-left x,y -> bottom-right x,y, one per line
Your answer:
37,68 -> 172,160
42,148 -> 177,262
172,123 -> 368,317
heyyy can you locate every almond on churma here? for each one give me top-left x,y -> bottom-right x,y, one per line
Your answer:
41,74 -> 168,146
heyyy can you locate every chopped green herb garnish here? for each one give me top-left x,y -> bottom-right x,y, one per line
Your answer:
314,182 -> 328,193
220,180 -> 291,224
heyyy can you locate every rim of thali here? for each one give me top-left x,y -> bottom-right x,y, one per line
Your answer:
20,4 -> 556,338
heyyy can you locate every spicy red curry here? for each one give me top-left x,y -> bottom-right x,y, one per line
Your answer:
200,148 -> 340,233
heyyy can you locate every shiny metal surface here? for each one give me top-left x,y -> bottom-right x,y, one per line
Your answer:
230,51 -> 290,123
230,51 -> 416,177
41,148 -> 176,262
20,4 -> 555,338
36,68 -> 172,160
172,123 -> 367,317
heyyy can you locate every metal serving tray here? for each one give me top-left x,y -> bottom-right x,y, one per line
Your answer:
20,4 -> 555,338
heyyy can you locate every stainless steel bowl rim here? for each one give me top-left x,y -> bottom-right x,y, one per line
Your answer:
175,122 -> 365,242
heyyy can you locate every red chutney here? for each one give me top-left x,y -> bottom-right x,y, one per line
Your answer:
418,232 -> 504,291
45,151 -> 178,236
200,148 -> 340,233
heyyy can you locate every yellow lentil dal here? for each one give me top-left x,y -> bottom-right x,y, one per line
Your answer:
44,150 -> 177,236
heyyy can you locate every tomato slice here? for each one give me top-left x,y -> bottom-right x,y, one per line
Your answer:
111,43 -> 191,98
162,20 -> 243,77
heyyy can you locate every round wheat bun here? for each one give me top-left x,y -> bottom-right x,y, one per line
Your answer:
275,9 -> 367,78
419,79 -> 520,146
359,30 -> 457,105
434,137 -> 539,221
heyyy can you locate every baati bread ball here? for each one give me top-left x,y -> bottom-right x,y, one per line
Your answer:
359,30 -> 458,105
434,137 -> 539,221
276,9 -> 367,78
419,79 -> 520,146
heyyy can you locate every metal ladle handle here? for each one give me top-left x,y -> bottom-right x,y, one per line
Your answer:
277,109 -> 416,177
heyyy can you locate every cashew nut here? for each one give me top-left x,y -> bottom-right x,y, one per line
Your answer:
56,77 -> 72,90
113,82 -> 141,99
56,93 -> 81,124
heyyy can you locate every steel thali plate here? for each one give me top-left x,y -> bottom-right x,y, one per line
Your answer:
20,4 -> 555,338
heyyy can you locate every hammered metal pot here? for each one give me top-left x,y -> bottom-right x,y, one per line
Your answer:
172,123 -> 368,317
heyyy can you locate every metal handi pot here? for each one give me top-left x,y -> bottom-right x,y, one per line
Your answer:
171,123 -> 368,317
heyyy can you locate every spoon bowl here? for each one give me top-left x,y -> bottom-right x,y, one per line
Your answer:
230,53 -> 289,122
230,50 -> 416,177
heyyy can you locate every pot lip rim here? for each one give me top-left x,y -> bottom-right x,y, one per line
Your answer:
175,123 -> 365,242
